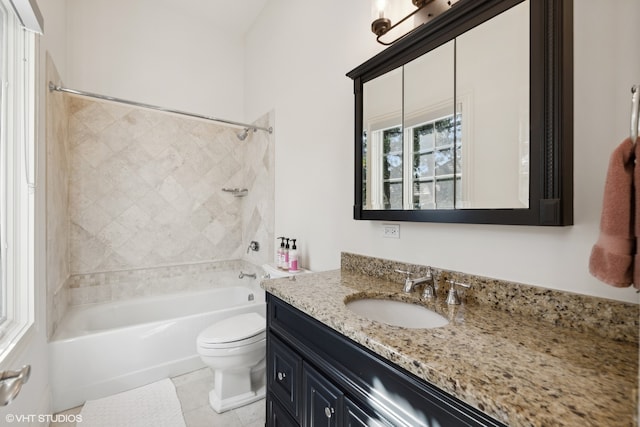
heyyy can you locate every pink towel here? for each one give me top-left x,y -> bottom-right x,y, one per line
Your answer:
635,138 -> 640,289
589,137 -> 637,288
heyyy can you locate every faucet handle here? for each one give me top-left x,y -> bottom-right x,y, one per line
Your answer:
445,279 -> 471,305
394,269 -> 413,278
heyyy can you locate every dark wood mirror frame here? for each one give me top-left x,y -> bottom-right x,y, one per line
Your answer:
347,0 -> 573,226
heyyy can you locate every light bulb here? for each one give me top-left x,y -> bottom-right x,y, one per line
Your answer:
373,0 -> 387,19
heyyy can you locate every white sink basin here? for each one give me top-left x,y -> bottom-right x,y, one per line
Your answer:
345,298 -> 449,329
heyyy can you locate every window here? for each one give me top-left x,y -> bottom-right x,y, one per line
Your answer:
0,0 -> 36,363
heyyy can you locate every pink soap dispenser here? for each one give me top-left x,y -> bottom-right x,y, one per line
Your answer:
289,239 -> 299,272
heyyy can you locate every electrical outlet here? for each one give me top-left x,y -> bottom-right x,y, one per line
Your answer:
382,224 -> 400,239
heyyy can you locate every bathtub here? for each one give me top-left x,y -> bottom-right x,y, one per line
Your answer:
49,286 -> 265,412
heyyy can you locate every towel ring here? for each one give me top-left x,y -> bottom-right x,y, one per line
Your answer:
631,85 -> 639,143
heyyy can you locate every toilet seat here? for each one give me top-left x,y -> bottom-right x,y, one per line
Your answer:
197,312 -> 265,350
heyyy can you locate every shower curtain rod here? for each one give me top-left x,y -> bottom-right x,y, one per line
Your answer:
48,82 -> 273,134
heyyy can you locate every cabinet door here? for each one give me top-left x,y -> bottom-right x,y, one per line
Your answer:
268,335 -> 302,420
268,395 -> 299,427
303,363 -> 343,427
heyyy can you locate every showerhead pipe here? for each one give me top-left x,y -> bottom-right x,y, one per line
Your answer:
48,82 -> 274,135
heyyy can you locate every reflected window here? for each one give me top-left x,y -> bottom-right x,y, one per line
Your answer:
382,127 -> 403,209
409,113 -> 462,209
369,113 -> 462,211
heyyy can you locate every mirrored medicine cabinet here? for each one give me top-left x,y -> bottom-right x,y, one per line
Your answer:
347,0 -> 573,226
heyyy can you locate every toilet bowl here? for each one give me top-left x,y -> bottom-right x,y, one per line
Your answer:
197,312 -> 266,413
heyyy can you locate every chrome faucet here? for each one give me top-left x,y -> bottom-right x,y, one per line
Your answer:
395,268 -> 435,298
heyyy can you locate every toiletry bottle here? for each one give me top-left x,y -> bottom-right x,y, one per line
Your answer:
289,239 -> 298,272
283,238 -> 290,270
276,237 -> 285,268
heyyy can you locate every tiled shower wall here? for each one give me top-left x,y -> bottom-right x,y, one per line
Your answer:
46,56 -> 71,338
240,112 -> 275,267
69,96 -> 260,272
46,85 -> 274,335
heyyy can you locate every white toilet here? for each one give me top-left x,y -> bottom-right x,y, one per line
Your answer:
196,312 -> 266,413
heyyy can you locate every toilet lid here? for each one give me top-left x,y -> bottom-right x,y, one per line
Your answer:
198,312 -> 265,345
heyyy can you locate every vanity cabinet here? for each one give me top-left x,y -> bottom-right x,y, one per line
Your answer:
265,293 -> 506,427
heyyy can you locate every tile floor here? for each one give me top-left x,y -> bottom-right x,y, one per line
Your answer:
51,368 -> 266,427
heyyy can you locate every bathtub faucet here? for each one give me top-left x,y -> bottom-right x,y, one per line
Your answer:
239,271 -> 257,279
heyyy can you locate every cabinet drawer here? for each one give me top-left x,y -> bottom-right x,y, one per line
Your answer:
268,334 -> 302,421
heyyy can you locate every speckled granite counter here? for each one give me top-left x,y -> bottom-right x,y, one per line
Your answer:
261,263 -> 638,427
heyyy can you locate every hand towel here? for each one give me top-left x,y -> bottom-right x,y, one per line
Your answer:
589,137 -> 636,287
635,137 -> 640,289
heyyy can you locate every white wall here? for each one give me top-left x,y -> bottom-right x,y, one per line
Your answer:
65,0 -> 246,120
38,0 -> 68,80
245,0 -> 640,304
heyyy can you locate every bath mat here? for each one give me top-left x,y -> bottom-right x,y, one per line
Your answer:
79,379 -> 186,427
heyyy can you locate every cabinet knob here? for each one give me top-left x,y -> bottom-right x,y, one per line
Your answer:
324,407 -> 334,418
277,372 -> 286,381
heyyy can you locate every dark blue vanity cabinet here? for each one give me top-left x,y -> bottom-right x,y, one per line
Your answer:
265,294 -> 506,427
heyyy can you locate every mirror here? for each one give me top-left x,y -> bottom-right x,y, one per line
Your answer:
348,0 -> 573,225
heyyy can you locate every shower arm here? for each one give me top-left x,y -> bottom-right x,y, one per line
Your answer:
48,82 -> 273,135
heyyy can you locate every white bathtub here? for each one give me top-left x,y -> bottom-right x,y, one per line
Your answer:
49,286 -> 266,412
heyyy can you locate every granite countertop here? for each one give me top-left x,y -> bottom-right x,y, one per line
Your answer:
261,269 -> 639,427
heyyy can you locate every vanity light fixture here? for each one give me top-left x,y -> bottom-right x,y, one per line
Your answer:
371,0 -> 460,45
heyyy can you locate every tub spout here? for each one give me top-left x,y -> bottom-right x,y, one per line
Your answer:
239,271 -> 257,279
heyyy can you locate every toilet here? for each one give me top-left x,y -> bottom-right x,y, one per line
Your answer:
196,264 -> 309,413
197,312 -> 266,413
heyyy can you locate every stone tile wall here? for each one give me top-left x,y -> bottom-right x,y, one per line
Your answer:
46,55 -> 71,339
47,89 -> 274,333
67,259 -> 264,306
69,97 -> 245,272
240,112 -> 274,267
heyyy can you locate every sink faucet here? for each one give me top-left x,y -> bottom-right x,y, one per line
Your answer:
395,268 -> 435,298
